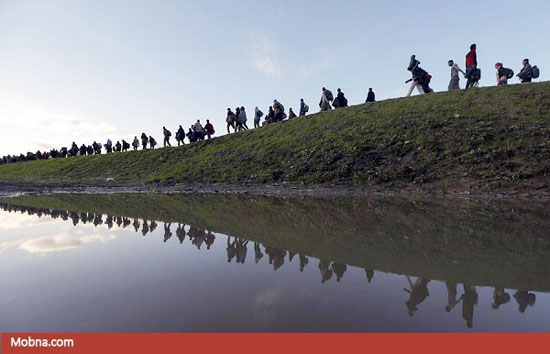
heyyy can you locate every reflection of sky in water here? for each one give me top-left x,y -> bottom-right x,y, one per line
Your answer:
0,209 -> 549,332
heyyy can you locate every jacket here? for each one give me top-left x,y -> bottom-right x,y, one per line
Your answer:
466,50 -> 477,68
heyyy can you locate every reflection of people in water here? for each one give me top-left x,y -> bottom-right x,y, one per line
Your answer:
226,237 -> 237,263
266,246 -> 286,271
122,217 -> 131,228
491,288 -> 510,310
115,216 -> 122,227
445,281 -> 463,312
404,276 -> 431,317
70,211 -> 79,226
163,222 -> 172,242
319,260 -> 333,284
205,231 -> 215,250
142,220 -> 149,236
106,215 -> 113,229
365,269 -> 374,283
332,263 -> 347,282
299,254 -> 309,272
514,291 -> 536,313
236,239 -> 249,264
176,224 -> 186,244
462,284 -> 478,328
149,220 -> 158,232
254,242 -> 264,263
189,226 -> 206,250
93,214 -> 103,226
288,251 -> 296,263
133,218 -> 140,232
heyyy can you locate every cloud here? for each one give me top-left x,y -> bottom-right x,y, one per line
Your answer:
252,37 -> 283,78
0,231 -> 116,254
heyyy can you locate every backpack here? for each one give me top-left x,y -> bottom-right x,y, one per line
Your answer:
325,90 -> 333,101
532,66 -> 540,79
505,68 -> 514,79
257,110 -> 263,118
471,68 -> 481,81
304,104 -> 309,112
424,73 -> 432,84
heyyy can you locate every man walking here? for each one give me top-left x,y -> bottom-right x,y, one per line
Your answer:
163,126 -> 172,147
365,88 -> 375,102
448,60 -> 466,91
465,44 -> 478,89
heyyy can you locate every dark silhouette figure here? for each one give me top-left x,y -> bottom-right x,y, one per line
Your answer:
163,222 -> 172,242
332,263 -> 347,282
404,276 -> 431,317
319,260 -> 333,284
492,288 -> 511,310
514,291 -> 536,313
462,285 -> 478,328
445,281 -> 463,312
176,224 -> 186,244
365,269 -> 374,283
299,254 -> 309,272
254,242 -> 264,264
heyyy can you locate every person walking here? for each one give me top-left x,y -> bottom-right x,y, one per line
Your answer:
517,58 -> 533,83
319,87 -> 333,111
299,98 -> 309,117
226,108 -> 236,134
495,62 -> 508,86
176,125 -> 185,146
365,88 -> 375,102
140,133 -> 148,150
406,55 -> 426,96
132,136 -> 139,151
163,126 -> 172,147
333,88 -> 348,109
193,120 -> 204,140
149,136 -> 157,149
254,106 -> 263,128
465,44 -> 478,89
448,60 -> 466,91
204,119 -> 214,139
238,106 -> 249,130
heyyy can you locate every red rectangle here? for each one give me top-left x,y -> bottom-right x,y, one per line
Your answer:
2,333 -> 549,354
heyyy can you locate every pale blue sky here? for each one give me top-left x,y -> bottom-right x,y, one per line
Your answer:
1,0 -> 549,155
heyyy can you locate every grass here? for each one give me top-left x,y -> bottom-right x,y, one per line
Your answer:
1,82 -> 550,191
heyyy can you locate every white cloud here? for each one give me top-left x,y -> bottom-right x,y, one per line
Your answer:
252,37 -> 283,78
0,231 -> 116,254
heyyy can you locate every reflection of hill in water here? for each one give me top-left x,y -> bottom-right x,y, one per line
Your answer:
1,194 -> 550,291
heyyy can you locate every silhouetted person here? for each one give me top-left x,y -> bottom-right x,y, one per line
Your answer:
299,254 -> 309,272
445,281 -> 463,312
266,246 -> 286,271
133,219 -> 140,232
332,263 -> 347,282
254,242 -> 264,263
141,133 -> 149,150
492,288 -> 511,310
205,231 -> 215,250
163,126 -> 172,147
149,220 -> 158,232
288,251 -> 296,263
106,215 -> 113,229
149,136 -> 157,149
163,222 -> 172,242
366,88 -> 376,102
462,285 -> 478,328
319,260 -> 333,283
142,220 -> 149,236
365,269 -> 374,283
404,276 -> 431,317
514,291 -> 536,313
176,224 -> 186,244
226,237 -> 237,263
236,239 -> 249,264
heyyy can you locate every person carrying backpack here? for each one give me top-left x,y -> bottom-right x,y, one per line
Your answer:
132,136 -> 139,151
333,88 -> 348,109
141,133 -> 148,150
176,125 -> 185,146
495,62 -> 511,86
204,119 -> 214,139
517,58 -> 533,83
448,60 -> 466,91
254,106 -> 263,128
465,44 -> 478,89
193,120 -> 204,140
273,100 -> 285,121
163,126 -> 172,147
226,108 -> 236,133
149,136 -> 157,149
237,106 -> 249,130
365,88 -> 375,102
406,55 -> 428,96
319,87 -> 333,111
288,108 -> 297,119
299,99 -> 309,117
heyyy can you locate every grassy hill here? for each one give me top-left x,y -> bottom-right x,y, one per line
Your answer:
1,82 -> 550,194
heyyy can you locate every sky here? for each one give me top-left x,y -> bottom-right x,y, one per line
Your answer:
1,0 -> 549,155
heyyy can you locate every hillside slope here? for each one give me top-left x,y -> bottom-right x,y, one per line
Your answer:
1,82 -> 550,194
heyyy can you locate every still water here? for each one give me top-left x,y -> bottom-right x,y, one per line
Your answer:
0,193 -> 549,332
